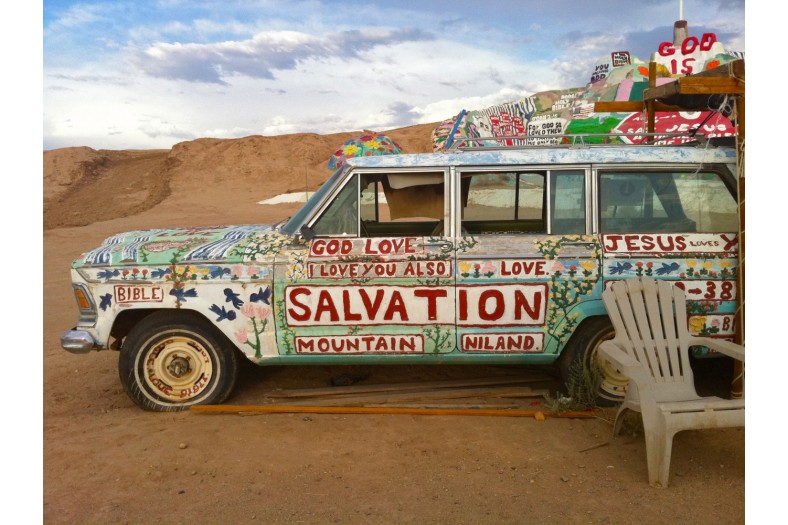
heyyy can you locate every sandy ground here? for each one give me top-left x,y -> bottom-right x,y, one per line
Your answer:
42,125 -> 744,524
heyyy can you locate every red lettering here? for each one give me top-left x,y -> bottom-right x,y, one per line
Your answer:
414,289 -> 448,321
311,239 -> 326,255
656,235 -> 674,251
624,236 -> 641,251
721,234 -> 737,251
342,290 -> 362,321
314,290 -> 339,322
287,287 -> 311,321
459,289 -> 468,321
311,239 -> 353,256
681,36 -> 699,55
383,291 -> 409,321
658,41 -> 675,56
700,33 -> 716,51
681,57 -> 695,75
604,235 -> 624,251
478,290 -> 505,321
513,290 -> 542,321
116,287 -> 127,302
359,289 -> 385,319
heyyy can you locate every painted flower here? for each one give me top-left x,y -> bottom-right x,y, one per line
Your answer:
255,305 -> 272,320
580,261 -> 596,272
342,144 -> 360,156
689,316 -> 706,334
232,265 -> 244,278
458,262 -> 471,274
481,261 -> 496,275
719,261 -> 733,269
687,260 -> 697,268
234,329 -> 248,344
241,303 -> 256,318
247,265 -> 261,276
703,261 -> 714,270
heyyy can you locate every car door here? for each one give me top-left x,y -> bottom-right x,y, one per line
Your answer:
597,167 -> 739,343
276,169 -> 457,357
453,167 -> 599,356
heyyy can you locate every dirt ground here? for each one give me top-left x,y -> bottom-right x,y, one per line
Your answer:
42,126 -> 745,524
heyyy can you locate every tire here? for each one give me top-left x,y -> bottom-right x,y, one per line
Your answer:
557,316 -> 628,406
119,312 -> 239,412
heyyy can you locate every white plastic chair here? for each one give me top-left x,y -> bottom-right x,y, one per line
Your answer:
599,277 -> 744,487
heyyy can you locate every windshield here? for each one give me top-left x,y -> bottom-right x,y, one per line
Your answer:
280,167 -> 348,235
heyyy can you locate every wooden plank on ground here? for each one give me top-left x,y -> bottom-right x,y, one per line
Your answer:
268,374 -> 555,399
278,386 -> 549,407
192,404 -> 597,418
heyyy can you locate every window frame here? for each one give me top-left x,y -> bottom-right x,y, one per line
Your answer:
594,164 -> 738,234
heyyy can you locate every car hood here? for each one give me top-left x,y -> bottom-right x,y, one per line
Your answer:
72,224 -> 288,268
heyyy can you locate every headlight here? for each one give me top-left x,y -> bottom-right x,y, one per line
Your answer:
72,284 -> 97,324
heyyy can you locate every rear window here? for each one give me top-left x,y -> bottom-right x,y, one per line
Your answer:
598,171 -> 737,233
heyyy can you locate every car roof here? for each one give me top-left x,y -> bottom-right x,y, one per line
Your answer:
344,144 -> 737,169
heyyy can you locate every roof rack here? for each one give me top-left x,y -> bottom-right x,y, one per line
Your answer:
445,132 -> 709,151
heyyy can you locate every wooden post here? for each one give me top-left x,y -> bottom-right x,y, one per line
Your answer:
647,62 -> 657,135
731,93 -> 745,399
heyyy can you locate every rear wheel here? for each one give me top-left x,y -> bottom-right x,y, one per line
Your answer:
119,312 -> 239,412
557,316 -> 628,406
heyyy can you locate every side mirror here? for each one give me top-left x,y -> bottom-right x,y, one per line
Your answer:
300,225 -> 316,241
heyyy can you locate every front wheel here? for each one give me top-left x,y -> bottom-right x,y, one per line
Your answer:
557,316 -> 628,406
119,312 -> 239,412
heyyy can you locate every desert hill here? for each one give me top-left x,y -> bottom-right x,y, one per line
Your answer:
43,122 -> 437,230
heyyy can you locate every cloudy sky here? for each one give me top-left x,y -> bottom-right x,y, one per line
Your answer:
39,0 -> 747,151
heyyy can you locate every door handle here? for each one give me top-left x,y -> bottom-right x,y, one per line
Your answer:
418,241 -> 454,249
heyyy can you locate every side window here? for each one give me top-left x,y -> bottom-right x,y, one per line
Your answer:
599,171 -> 737,233
311,175 -> 359,236
359,172 -> 445,237
461,172 -> 546,234
550,170 -> 586,234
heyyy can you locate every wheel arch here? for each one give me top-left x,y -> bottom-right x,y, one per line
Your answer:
110,308 -> 236,353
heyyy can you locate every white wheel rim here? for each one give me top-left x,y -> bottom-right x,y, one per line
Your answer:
140,334 -> 215,404
596,353 -> 630,400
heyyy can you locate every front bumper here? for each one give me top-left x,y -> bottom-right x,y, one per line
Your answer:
61,329 -> 97,354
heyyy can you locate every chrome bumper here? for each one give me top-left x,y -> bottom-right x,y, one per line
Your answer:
61,330 -> 97,354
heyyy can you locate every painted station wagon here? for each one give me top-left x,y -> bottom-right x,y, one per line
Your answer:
62,137 -> 740,411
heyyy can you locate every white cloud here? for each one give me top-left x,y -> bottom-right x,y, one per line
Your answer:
42,0 -> 746,150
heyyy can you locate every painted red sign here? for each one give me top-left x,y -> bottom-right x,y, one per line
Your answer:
309,237 -> 419,257
308,260 -> 452,279
284,283 -> 547,327
461,332 -> 544,353
615,111 -> 735,144
114,285 -> 164,303
655,33 -> 723,75
602,233 -> 738,255
294,335 -> 424,354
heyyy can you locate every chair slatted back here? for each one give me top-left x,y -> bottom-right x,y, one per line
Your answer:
602,277 -> 698,401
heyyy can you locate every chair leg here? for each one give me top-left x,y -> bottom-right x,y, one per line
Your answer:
657,430 -> 677,488
612,406 -> 630,436
642,417 -> 673,488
